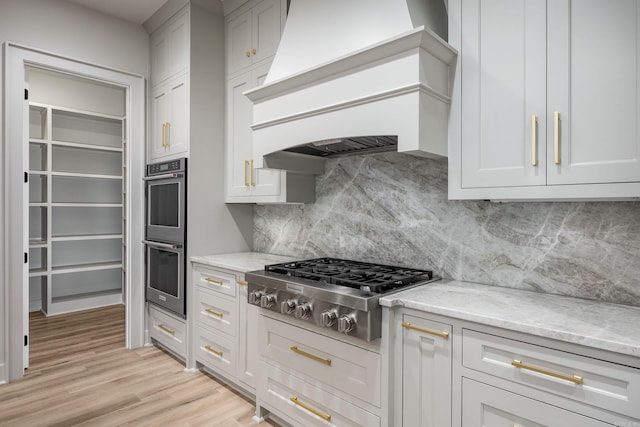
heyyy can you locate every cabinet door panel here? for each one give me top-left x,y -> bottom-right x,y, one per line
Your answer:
252,0 -> 281,65
461,0 -> 547,188
150,86 -> 169,161
150,28 -> 170,86
548,0 -> 640,184
226,73 -> 254,198
167,75 -> 189,157
228,10 -> 253,75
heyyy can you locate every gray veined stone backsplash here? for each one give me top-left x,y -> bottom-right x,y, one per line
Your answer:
253,153 -> 640,306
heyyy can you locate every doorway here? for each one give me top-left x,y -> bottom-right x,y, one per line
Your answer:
4,43 -> 146,382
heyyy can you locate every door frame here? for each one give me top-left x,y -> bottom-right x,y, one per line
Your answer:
3,42 -> 146,382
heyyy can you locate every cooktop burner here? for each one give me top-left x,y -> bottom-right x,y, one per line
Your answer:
265,257 -> 435,294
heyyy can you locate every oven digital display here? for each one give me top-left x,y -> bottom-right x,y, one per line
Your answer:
160,164 -> 169,171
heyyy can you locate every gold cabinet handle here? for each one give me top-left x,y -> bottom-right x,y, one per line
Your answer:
512,359 -> 583,385
244,160 -> 250,187
554,111 -> 560,164
204,344 -> 223,357
204,308 -> 223,318
402,322 -> 449,339
158,323 -> 175,335
204,277 -> 223,285
290,346 -> 331,365
166,122 -> 171,147
290,396 -> 331,421
237,280 -> 248,287
245,51 -> 251,57
252,48 -> 257,55
161,123 -> 166,147
531,115 -> 538,166
250,159 -> 255,187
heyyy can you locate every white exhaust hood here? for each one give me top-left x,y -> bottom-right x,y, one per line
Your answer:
244,0 -> 458,173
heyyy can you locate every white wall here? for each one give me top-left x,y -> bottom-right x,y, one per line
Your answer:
1,0 -> 150,383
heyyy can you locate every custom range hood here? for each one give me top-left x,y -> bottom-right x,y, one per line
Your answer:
245,0 -> 457,173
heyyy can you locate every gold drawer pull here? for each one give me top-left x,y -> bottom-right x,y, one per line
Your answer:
531,115 -> 538,166
237,280 -> 248,287
250,159 -> 255,187
402,322 -> 449,339
244,160 -> 250,187
158,324 -> 175,335
204,345 -> 223,357
204,277 -> 223,285
512,359 -> 583,385
554,111 -> 561,164
290,346 -> 331,365
290,396 -> 331,421
204,308 -> 223,318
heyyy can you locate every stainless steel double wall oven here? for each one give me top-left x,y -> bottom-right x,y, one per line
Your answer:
143,158 -> 187,318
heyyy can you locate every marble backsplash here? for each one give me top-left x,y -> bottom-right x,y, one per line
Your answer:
253,153 -> 640,306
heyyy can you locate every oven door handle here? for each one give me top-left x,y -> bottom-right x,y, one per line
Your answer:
142,240 -> 182,250
143,172 -> 184,181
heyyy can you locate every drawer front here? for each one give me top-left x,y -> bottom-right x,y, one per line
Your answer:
193,265 -> 237,297
149,306 -> 187,357
462,378 -> 613,426
259,315 -> 381,407
194,288 -> 237,337
194,324 -> 236,379
260,364 -> 381,427
463,329 -> 640,419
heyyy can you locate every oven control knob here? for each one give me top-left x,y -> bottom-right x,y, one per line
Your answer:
260,293 -> 277,309
321,310 -> 338,328
280,299 -> 297,315
248,290 -> 264,305
338,314 -> 356,334
295,302 -> 312,319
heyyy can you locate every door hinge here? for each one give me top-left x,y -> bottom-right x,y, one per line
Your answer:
24,89 -> 28,100
24,172 -> 28,183
24,335 -> 28,347
24,252 -> 28,264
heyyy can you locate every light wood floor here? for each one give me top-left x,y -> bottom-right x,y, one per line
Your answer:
0,305 -> 278,426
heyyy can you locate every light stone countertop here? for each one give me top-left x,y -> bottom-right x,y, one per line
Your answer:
380,280 -> 640,358
190,252 -> 296,273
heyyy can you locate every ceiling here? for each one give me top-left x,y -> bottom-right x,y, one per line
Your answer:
65,0 -> 169,25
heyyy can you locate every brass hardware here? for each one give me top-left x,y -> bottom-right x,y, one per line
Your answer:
250,159 -> 255,187
402,322 -> 449,339
554,111 -> 560,164
512,359 -> 583,385
244,160 -> 250,187
290,397 -> 331,421
531,115 -> 538,166
158,323 -> 175,335
290,346 -> 331,365
166,122 -> 171,147
204,277 -> 223,285
237,280 -> 248,287
161,123 -> 166,147
204,344 -> 223,357
205,308 -> 223,318
246,51 -> 251,57
252,48 -> 257,55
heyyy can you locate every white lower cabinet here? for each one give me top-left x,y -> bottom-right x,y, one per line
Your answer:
148,305 -> 187,358
257,314 -> 382,426
462,378 -> 613,427
191,262 -> 256,394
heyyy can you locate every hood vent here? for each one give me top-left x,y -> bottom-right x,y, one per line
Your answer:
245,0 -> 457,173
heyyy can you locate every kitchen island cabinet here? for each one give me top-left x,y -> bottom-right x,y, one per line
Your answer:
381,281 -> 640,426
449,0 -> 640,200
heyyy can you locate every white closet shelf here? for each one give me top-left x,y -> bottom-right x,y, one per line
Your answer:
51,202 -> 123,208
51,261 -> 122,274
51,171 -> 122,180
51,234 -> 123,242
30,101 -> 125,121
29,239 -> 48,248
29,269 -> 47,277
29,138 -> 48,144
51,288 -> 122,304
29,202 -> 47,207
52,140 -> 123,152
29,171 -> 47,176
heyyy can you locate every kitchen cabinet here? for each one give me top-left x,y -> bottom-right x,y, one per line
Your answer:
224,1 -> 315,204
28,103 -> 125,315
191,262 -> 258,393
396,312 -> 452,427
149,72 -> 189,161
449,0 -> 640,200
226,0 -> 282,76
148,305 -> 187,358
150,8 -> 189,87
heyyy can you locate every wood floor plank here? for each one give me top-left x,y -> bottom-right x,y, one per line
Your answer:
0,305 -> 278,427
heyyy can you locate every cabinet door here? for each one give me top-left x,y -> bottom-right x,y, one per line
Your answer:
227,9 -> 253,75
168,12 -> 189,79
226,72 -> 254,198
167,74 -> 189,157
238,278 -> 257,390
547,0 -> 640,185
150,27 -> 170,87
401,314 -> 452,427
251,0 -> 281,65
460,0 -> 547,188
150,85 -> 170,161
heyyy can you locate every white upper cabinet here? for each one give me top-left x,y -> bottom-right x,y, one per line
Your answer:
149,73 -> 190,162
150,9 -> 189,87
226,0 -> 282,76
449,0 -> 640,200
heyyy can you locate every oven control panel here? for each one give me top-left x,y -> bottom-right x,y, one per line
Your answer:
147,158 -> 186,176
